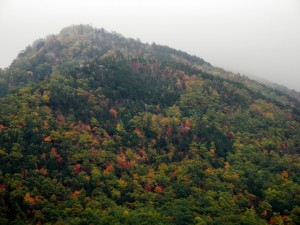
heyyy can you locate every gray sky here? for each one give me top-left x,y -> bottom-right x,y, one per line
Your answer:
1,0 -> 300,91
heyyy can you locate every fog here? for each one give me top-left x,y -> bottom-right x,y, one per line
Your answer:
1,0 -> 300,91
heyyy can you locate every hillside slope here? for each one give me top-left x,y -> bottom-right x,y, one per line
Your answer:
0,25 -> 299,225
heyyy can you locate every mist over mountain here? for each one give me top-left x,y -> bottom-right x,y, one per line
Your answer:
0,25 -> 299,225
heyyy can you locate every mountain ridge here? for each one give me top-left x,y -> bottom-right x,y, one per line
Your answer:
1,24 -> 299,106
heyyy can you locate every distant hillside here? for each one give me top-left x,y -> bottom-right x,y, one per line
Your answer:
0,25 -> 299,225
246,74 -> 300,102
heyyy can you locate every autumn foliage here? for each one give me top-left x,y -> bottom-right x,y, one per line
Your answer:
110,108 -> 118,118
0,25 -> 299,225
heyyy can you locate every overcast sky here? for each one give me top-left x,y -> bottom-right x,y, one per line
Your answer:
0,0 -> 300,91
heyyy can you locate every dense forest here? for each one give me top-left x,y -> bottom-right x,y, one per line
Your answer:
0,25 -> 300,225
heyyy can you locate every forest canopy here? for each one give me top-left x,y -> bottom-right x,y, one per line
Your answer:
0,25 -> 299,225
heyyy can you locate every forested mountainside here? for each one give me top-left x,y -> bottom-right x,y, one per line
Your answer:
0,25 -> 300,225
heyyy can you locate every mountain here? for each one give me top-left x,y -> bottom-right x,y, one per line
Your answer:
0,24 -> 299,225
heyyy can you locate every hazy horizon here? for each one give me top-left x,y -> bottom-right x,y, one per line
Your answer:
1,0 -> 299,91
